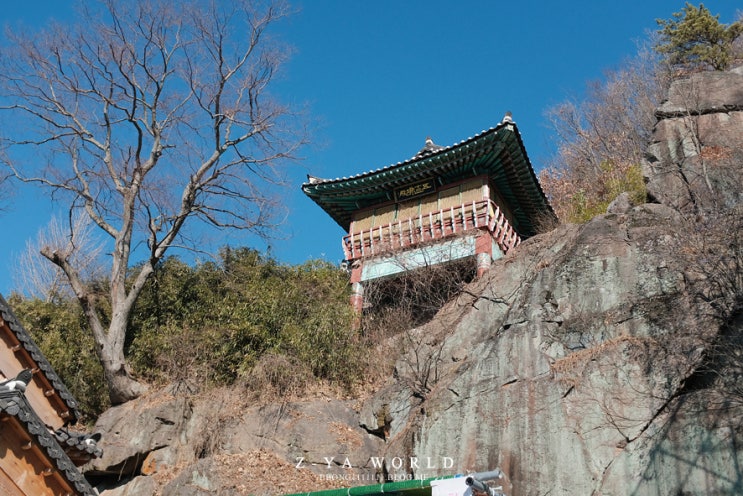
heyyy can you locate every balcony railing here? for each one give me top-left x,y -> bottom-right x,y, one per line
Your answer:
342,199 -> 521,261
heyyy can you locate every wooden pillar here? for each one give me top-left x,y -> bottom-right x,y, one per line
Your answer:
350,282 -> 364,314
349,261 -> 364,314
475,230 -> 493,278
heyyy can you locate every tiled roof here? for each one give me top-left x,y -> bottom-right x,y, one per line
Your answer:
305,124 -> 510,186
0,390 -> 98,495
0,294 -> 81,422
53,428 -> 104,465
302,121 -> 554,237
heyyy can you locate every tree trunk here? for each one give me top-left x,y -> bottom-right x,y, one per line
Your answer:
100,298 -> 149,405
103,361 -> 149,405
98,333 -> 149,404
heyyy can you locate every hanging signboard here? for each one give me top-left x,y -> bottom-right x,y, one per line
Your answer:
395,179 -> 436,201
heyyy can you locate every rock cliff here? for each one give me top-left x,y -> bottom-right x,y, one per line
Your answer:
367,203 -> 738,495
86,67 -> 743,495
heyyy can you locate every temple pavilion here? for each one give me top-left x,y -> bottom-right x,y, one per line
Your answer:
302,116 -> 555,312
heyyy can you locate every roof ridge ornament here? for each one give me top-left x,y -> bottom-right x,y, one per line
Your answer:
0,369 -> 33,392
501,111 -> 514,124
415,135 -> 444,158
306,174 -> 326,184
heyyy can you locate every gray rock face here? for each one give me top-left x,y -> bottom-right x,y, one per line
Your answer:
606,191 -> 633,214
644,68 -> 743,213
87,395 -> 194,479
367,203 -> 741,495
655,70 -> 743,117
219,399 -> 384,475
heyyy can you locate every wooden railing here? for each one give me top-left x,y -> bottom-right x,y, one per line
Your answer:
342,199 -> 521,261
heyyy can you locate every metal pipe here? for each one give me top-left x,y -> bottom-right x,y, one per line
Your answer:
465,470 -> 504,494
465,477 -> 490,492
470,469 -> 503,481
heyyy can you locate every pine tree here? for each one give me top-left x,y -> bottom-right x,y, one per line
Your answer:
656,3 -> 743,71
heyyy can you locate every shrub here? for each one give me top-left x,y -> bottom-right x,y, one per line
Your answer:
541,161 -> 646,224
127,249 -> 359,394
542,42 -> 665,224
361,258 -> 475,338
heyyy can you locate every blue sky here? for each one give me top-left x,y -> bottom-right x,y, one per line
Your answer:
0,1 -> 740,295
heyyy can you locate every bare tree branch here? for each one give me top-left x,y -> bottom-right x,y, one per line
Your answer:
0,0 -> 303,403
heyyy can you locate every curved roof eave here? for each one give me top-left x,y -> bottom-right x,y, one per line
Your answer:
302,122 -> 555,234
0,390 -> 97,495
0,294 -> 82,423
302,122 -> 510,193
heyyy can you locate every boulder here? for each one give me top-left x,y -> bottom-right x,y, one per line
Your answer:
87,393 -> 194,482
644,69 -> 743,213
87,390 -> 383,494
220,399 -> 384,477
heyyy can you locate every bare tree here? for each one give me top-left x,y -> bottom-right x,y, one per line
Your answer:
359,255 -> 476,397
541,43 -> 671,222
15,212 -> 104,302
0,0 -> 304,403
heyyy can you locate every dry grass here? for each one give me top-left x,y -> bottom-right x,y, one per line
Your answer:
329,421 -> 364,449
211,450 -> 349,495
147,449 -> 349,496
242,353 -> 313,399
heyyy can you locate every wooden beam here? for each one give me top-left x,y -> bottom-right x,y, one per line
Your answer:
0,419 -> 77,495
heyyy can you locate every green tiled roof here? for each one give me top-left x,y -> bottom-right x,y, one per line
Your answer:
302,122 -> 554,237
